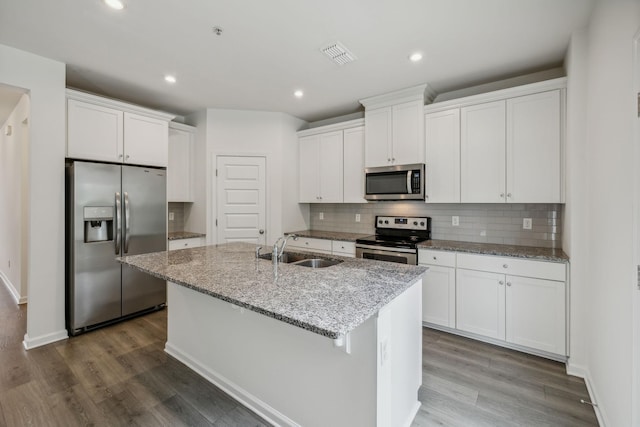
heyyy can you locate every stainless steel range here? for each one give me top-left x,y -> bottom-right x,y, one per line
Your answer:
355,216 -> 431,265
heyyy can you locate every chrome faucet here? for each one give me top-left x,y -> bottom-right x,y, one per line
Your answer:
273,234 -> 299,266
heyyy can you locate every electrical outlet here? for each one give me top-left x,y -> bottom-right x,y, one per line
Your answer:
452,216 -> 459,226
355,213 -> 361,222
523,218 -> 532,230
319,212 -> 324,220
169,212 -> 175,221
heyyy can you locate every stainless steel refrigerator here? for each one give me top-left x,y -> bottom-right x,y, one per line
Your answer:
65,160 -> 167,335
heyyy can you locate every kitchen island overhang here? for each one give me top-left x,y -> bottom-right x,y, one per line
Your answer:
119,242 -> 427,427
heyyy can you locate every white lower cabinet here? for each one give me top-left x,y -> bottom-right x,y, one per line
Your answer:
168,237 -> 205,250
418,249 -> 456,327
288,237 -> 355,257
456,253 -> 566,356
420,250 -> 567,358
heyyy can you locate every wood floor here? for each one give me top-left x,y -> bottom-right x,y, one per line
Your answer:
0,281 -> 598,426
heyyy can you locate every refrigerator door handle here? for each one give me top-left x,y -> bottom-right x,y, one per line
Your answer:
115,192 -> 121,255
124,192 -> 130,254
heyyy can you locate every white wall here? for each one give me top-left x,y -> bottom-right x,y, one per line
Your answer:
192,109 -> 307,245
565,1 -> 640,425
0,93 -> 29,303
0,44 -> 68,348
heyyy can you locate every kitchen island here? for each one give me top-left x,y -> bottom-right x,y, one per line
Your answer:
118,242 -> 427,427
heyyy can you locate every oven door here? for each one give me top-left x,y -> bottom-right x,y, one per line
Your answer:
355,244 -> 418,265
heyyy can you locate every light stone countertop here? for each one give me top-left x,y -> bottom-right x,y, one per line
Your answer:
168,231 -> 206,241
285,230 -> 370,242
418,240 -> 569,263
118,242 -> 427,339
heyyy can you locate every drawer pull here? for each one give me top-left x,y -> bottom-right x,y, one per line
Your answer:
433,256 -> 437,260
499,280 -> 504,285
506,282 -> 512,287
503,264 -> 508,268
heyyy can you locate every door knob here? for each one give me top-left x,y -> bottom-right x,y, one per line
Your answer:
259,229 -> 265,235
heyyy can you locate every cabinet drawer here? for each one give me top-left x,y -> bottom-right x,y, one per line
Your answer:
332,240 -> 355,256
457,253 -> 565,281
418,249 -> 456,267
288,237 -> 332,254
169,237 -> 204,250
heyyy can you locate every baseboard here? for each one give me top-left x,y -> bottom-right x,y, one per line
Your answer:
566,363 -> 607,427
165,342 -> 299,427
23,329 -> 68,350
0,270 -> 26,305
402,401 -> 421,427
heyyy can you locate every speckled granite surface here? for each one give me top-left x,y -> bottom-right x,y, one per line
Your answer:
168,231 -> 206,241
285,230 -> 370,242
118,242 -> 427,339
418,240 -> 569,262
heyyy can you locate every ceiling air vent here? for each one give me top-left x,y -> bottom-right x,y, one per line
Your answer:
321,41 -> 357,66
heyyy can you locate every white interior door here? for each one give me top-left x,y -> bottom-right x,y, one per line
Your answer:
216,156 -> 266,244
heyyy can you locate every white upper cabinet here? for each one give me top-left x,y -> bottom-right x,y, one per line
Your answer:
66,89 -> 174,167
168,123 -> 195,202
343,126 -> 366,203
67,99 -> 124,163
298,131 -> 344,203
424,108 -> 461,203
426,80 -> 565,204
461,101 -> 506,203
361,85 -> 433,168
506,90 -> 562,203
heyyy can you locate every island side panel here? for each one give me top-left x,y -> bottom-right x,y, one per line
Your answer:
165,281 -> 378,427
377,279 -> 423,427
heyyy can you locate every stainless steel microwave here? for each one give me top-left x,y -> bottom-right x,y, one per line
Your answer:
364,163 -> 425,201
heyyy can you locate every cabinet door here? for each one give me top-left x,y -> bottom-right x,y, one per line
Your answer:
461,101 -> 506,203
298,135 -> 320,202
364,107 -> 392,167
67,99 -> 123,162
507,90 -> 562,203
392,100 -> 425,165
167,127 -> 193,202
456,268 -> 505,340
422,265 -> 456,327
506,275 -> 566,355
123,112 -> 169,167
343,127 -> 366,203
318,131 -> 343,203
425,109 -> 461,203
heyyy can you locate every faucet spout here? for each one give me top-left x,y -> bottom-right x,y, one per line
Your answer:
272,234 -> 299,267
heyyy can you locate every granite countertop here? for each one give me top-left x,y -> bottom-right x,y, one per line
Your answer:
285,230 -> 370,242
418,240 -> 569,263
168,231 -> 206,241
118,242 -> 427,339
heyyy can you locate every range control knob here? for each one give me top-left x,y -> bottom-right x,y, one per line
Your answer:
378,220 -> 383,224
384,220 -> 389,224
420,221 -> 425,226
413,221 -> 418,226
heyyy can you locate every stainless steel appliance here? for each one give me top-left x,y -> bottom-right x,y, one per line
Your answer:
355,216 -> 431,265
364,163 -> 425,201
65,160 -> 167,335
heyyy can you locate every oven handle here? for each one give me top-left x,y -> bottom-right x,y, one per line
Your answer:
355,244 -> 417,254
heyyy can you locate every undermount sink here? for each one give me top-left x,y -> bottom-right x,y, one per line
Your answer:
258,252 -> 343,268
290,258 -> 342,268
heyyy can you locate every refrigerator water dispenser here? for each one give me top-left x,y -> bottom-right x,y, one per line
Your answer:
83,206 -> 114,242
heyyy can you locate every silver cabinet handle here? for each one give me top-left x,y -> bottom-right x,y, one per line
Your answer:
115,192 -> 121,255
118,154 -> 123,159
125,154 -> 130,160
500,193 -> 505,198
432,256 -> 437,260
387,158 -> 391,162
507,282 -> 512,287
503,264 -> 508,268
259,229 -> 265,235
392,158 -> 395,162
499,280 -> 504,285
507,193 -> 512,198
124,192 -> 130,253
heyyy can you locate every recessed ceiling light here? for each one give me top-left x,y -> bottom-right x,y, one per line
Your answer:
294,90 -> 304,98
164,75 -> 177,84
409,52 -> 423,62
104,0 -> 124,10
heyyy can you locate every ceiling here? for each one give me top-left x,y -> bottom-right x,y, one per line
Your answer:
0,0 -> 595,123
